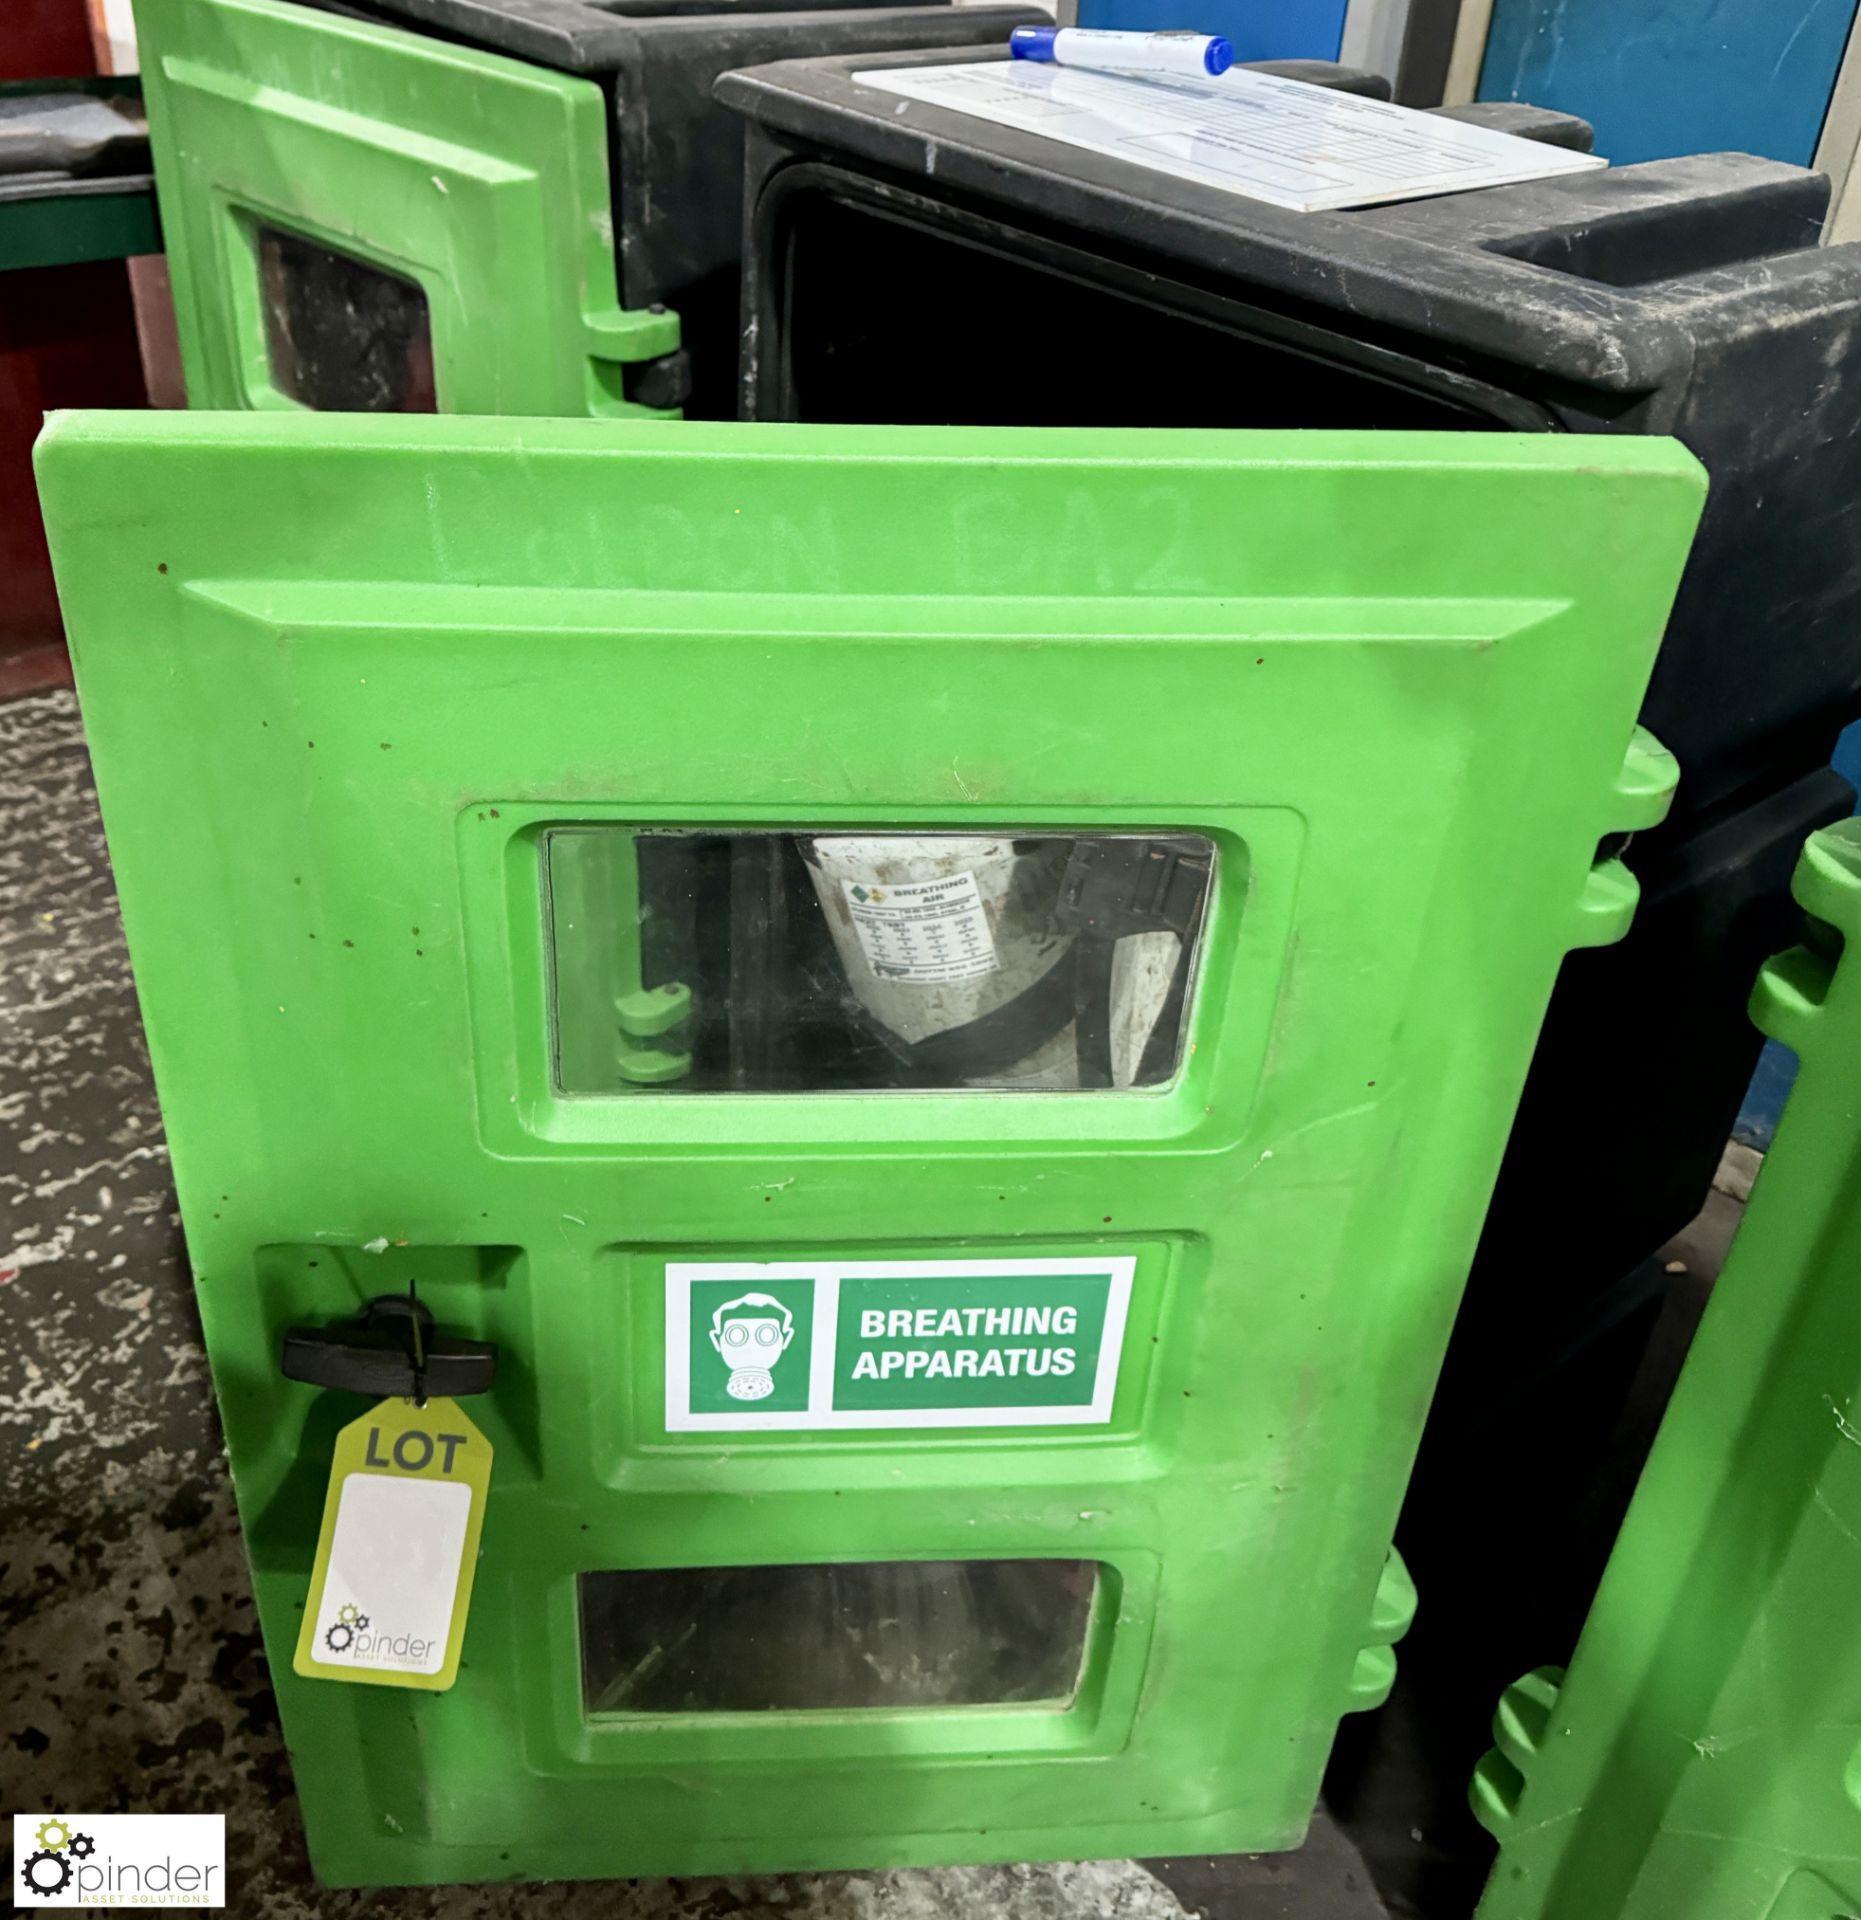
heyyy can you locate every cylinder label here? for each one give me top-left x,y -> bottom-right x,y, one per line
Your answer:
841,870 -> 1000,983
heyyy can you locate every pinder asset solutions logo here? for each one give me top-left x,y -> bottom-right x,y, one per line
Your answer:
13,1813 -> 225,1907
316,1596 -> 443,1671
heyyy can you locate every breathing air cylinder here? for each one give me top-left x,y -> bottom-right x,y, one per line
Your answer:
802,834 -> 1210,1089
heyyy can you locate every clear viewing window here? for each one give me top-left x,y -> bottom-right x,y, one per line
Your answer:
543,830 -> 1215,1095
581,1559 -> 1100,1715
256,224 -> 437,412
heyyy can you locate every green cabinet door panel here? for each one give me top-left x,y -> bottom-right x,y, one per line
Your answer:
36,412 -> 1704,1888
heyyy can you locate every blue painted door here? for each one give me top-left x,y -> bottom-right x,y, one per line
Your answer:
1074,0 -> 1347,63
1737,720 -> 1861,1150
1481,0 -> 1860,167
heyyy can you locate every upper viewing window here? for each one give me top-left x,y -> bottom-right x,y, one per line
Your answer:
256,225 -> 437,412
544,830 -> 1216,1096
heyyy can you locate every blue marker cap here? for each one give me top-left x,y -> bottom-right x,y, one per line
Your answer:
1203,35 -> 1234,73
1009,24 -> 1059,60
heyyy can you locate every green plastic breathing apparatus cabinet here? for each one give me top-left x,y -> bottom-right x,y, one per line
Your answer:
131,0 -> 1035,420
38,411 -> 1704,1888
1473,817 -> 1861,1920
137,0 -> 676,419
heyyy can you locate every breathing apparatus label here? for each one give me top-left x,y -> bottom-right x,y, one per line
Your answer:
294,1396 -> 492,1691
839,870 -> 1000,983
664,1257 -> 1134,1431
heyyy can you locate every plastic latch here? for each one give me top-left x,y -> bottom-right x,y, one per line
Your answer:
1343,1548 -> 1418,1716
1346,1642 -> 1398,1713
1749,819 -> 1861,1055
1469,1746 -> 1525,1839
584,305 -> 685,419
615,979 -> 693,1085
618,1045 -> 694,1085
623,348 -> 691,413
583,304 -> 681,367
617,981 -> 692,1039
1468,1666 -> 1564,1839
1368,1546 -> 1419,1641
1570,856 -> 1641,950
1491,1664 -> 1562,1773
1608,725 -> 1680,836
1751,943 -> 1839,1057
280,1294 -> 498,1399
1567,727 -> 1680,952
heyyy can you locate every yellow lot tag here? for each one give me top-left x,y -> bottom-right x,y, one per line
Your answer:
294,1396 -> 492,1692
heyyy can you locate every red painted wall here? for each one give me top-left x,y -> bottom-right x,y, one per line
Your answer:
1,0 -> 97,80
0,0 -> 148,693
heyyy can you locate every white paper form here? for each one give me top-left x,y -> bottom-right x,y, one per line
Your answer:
854,61 -> 1606,214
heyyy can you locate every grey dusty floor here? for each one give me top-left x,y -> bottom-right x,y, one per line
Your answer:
0,687 -> 1389,1919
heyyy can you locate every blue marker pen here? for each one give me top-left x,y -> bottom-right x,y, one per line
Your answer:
1008,25 -> 1235,79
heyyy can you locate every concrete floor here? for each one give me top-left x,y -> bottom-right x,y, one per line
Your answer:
0,687 -> 1391,1919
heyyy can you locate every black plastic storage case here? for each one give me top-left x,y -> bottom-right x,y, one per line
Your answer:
301,0 -> 1043,417
721,46 -> 1861,1908
726,45 -> 1861,818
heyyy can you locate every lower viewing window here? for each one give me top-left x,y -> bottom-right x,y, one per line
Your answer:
544,829 -> 1216,1094
580,1559 -> 1100,1714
